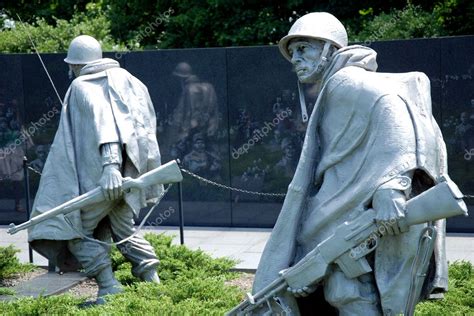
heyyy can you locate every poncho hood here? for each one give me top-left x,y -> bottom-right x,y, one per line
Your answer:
80,58 -> 120,75
322,45 -> 378,83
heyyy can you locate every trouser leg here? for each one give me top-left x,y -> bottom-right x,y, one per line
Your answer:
67,201 -> 122,299
67,238 -> 111,277
324,267 -> 382,316
108,201 -> 160,279
67,201 -> 112,277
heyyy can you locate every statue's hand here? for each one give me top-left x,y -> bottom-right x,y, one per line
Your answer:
287,284 -> 317,298
373,189 -> 408,236
99,164 -> 123,200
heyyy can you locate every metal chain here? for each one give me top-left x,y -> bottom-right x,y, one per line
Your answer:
27,166 -> 42,176
180,168 -> 286,197
18,163 -> 474,200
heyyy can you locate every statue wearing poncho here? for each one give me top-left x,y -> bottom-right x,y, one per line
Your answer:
254,13 -> 449,316
28,54 -> 162,299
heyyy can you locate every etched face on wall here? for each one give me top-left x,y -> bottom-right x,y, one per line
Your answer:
287,38 -> 325,83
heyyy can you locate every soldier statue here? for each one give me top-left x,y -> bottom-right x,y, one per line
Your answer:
252,12 -> 453,315
28,35 -> 162,304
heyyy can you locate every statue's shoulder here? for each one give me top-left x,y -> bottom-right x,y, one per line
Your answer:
106,66 -> 130,77
325,66 -> 385,99
68,77 -> 92,98
107,67 -> 150,93
69,71 -> 105,90
327,67 -> 430,100
371,70 -> 430,90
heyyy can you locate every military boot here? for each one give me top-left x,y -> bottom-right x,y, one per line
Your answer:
141,269 -> 160,283
95,266 -> 123,304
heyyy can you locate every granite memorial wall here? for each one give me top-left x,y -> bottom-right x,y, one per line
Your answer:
0,36 -> 473,232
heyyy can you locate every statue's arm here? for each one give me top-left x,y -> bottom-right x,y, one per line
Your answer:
373,171 -> 413,235
98,142 -> 123,200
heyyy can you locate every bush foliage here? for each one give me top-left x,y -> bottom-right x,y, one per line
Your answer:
0,245 -> 35,280
0,4 -> 123,53
352,4 -> 446,43
0,0 -> 472,53
0,236 -> 472,314
416,261 -> 474,315
0,233 -> 242,315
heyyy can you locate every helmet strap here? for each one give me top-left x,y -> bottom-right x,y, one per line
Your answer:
296,41 -> 332,123
297,80 -> 308,122
307,41 -> 332,81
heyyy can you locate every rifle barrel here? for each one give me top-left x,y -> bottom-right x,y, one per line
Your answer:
226,277 -> 287,315
8,187 -> 103,234
7,160 -> 183,235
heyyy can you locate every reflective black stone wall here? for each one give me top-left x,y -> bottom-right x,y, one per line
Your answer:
0,36 -> 473,232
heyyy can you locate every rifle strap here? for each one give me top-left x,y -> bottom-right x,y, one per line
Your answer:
404,224 -> 437,316
64,184 -> 172,247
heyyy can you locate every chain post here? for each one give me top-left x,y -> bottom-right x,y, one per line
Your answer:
22,157 -> 33,263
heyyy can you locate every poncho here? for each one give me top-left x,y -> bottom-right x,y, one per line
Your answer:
28,59 -> 162,271
253,46 -> 448,305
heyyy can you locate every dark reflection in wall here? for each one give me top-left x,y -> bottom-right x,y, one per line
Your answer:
0,55 -> 27,224
226,46 -> 301,226
0,36 -> 473,232
438,37 -> 474,232
21,54 -> 68,213
123,49 -> 231,226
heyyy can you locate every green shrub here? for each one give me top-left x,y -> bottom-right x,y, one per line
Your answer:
0,245 -> 35,280
0,235 -> 472,315
111,233 -> 236,283
0,288 -> 15,296
0,5 -> 125,54
353,4 -> 446,43
416,261 -> 474,315
0,233 -> 243,315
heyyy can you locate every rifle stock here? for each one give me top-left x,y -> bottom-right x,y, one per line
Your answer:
122,159 -> 183,190
7,160 -> 182,235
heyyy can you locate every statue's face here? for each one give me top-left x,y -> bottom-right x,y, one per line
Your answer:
288,38 -> 325,83
68,64 -> 85,78
284,144 -> 295,157
36,145 -> 47,159
193,139 -> 205,153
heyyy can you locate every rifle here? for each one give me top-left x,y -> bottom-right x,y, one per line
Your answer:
7,160 -> 183,235
227,176 -> 468,315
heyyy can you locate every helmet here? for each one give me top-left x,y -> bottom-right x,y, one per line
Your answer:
64,35 -> 102,64
172,62 -> 193,78
279,12 -> 348,61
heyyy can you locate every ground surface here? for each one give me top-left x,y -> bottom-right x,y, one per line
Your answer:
0,269 -> 44,288
2,268 -> 254,302
65,272 -> 254,301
